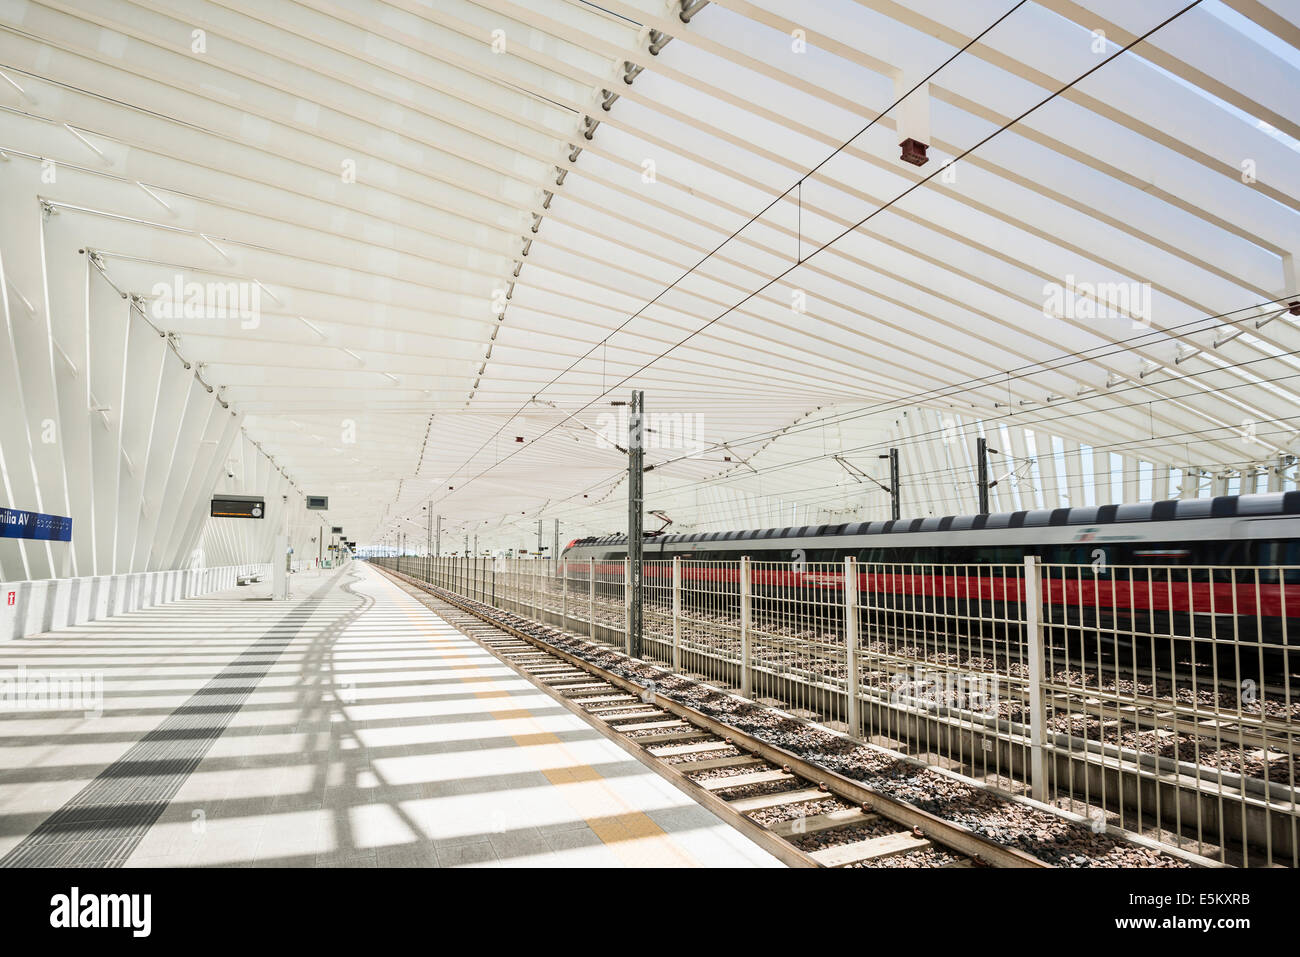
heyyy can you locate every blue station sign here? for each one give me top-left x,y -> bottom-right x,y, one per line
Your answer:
0,506 -> 73,542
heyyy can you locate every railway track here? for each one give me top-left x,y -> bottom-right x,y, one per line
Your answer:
378,564 -> 1199,868
445,616 -> 981,868
521,585 -> 1299,777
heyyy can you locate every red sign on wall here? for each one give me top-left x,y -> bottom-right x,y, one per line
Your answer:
6,592 -> 14,606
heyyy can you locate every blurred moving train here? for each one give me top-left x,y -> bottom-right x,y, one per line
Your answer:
562,492 -> 1300,644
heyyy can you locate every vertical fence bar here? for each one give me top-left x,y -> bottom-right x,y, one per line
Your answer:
740,556 -> 752,698
561,556 -> 568,628
589,560 -> 596,640
672,556 -> 682,672
623,557 -> 632,655
844,556 -> 860,738
1024,555 -> 1048,802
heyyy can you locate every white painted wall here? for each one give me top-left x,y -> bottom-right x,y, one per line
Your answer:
0,562 -> 271,642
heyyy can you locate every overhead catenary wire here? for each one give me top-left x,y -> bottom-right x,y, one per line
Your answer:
462,306 -> 1300,526
529,354 -> 1300,524
639,295 -> 1300,476
427,0 -> 1215,514
435,0 -> 1036,494
538,421 -> 1300,533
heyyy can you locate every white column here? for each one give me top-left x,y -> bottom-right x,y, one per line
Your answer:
272,493 -> 289,600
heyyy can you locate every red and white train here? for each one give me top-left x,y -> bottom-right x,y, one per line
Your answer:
562,492 -> 1300,644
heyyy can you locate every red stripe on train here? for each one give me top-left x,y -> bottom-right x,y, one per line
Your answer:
561,562 -> 1299,617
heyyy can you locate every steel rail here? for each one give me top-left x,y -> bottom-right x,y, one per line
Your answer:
379,564 -> 1050,868
436,604 -> 823,869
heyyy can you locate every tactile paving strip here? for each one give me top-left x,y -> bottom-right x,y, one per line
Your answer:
0,582 -> 337,868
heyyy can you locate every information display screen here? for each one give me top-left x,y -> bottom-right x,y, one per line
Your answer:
211,496 -> 265,519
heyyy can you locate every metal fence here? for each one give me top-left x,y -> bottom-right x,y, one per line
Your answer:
374,553 -> 1299,868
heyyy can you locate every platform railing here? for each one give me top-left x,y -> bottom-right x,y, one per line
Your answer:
372,553 -> 1299,867
1036,561 -> 1296,868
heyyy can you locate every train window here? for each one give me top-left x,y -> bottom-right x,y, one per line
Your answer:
1209,541 -> 1248,583
1045,545 -> 1090,565
1257,541 -> 1300,585
971,546 -> 1022,566
955,546 -> 980,566
1285,542 -> 1300,587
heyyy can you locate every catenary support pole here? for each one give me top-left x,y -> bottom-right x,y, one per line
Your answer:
889,447 -> 900,522
977,437 -> 991,516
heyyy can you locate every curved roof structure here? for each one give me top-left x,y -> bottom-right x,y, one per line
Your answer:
2,0 -> 1299,571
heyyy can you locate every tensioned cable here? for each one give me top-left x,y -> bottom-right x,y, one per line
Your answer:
531,349 -> 1300,519
412,406 -> 1300,537
453,282 -> 1290,524
740,435 -> 1299,518
390,294 -> 1294,535
428,0 -> 1211,512
643,354 -> 1300,494
776,420 -> 1300,501
372,294 -> 1296,422
538,421 -> 1300,534
641,297 -> 1299,474
603,423 -> 1300,524
437,0 -> 1035,489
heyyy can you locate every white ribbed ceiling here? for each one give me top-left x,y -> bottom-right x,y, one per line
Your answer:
3,0 -> 1297,549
